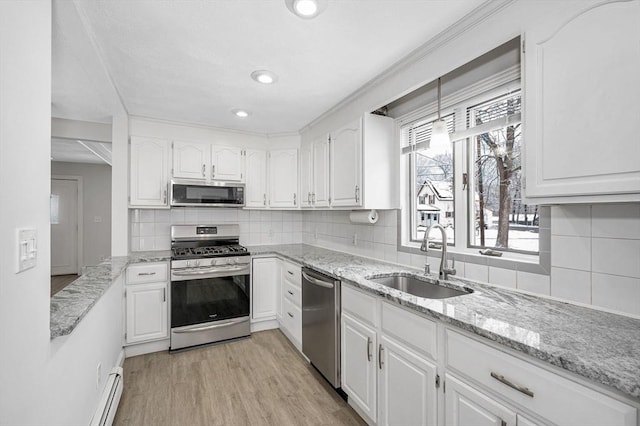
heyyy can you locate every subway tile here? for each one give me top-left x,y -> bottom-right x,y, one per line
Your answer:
550,205 -> 591,237
592,203 -> 640,239
170,208 -> 185,224
155,236 -> 170,251
551,235 -> 590,270
155,209 -> 170,222
550,267 -> 591,304
130,209 -> 140,223
139,223 -> 155,237
488,267 -> 517,289
237,209 -> 250,222
592,273 -> 640,316
517,271 -> 550,295
130,223 -> 140,237
591,238 -> 640,278
130,237 -> 140,251
138,237 -> 155,251
155,223 -> 171,238
384,245 -> 398,263
139,210 -> 155,223
184,208 -> 198,224
465,263 -> 489,283
384,226 -> 397,245
396,251 -> 411,267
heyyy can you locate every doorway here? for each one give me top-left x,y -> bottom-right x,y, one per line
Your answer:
51,177 -> 83,277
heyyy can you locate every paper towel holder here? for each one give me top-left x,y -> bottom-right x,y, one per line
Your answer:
349,209 -> 379,225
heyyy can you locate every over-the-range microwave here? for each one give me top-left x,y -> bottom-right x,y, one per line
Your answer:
170,180 -> 245,207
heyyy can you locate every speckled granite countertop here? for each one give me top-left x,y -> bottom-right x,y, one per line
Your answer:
50,251 -> 171,339
249,244 -> 640,401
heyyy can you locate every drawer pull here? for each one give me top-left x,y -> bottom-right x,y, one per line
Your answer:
366,337 -> 372,362
287,270 -> 294,275
287,312 -> 294,318
378,344 -> 384,369
138,272 -> 156,276
287,290 -> 294,295
490,372 -> 534,398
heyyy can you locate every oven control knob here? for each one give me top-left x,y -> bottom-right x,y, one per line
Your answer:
194,260 -> 200,267
209,259 -> 215,266
186,260 -> 192,267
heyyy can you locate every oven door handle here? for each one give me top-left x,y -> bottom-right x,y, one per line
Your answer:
173,317 -> 249,333
172,265 -> 249,276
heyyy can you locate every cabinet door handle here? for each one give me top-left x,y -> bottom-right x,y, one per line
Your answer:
293,193 -> 296,206
163,189 -> 167,204
366,337 -> 372,362
287,270 -> 294,276
490,372 -> 534,398
263,193 -> 266,206
211,165 -> 215,179
355,185 -> 360,203
287,290 -> 294,295
312,193 -> 316,204
378,344 -> 384,369
201,164 -> 205,177
163,288 -> 166,302
308,192 -> 311,204
287,312 -> 294,318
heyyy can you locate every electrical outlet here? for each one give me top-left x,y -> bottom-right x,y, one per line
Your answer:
352,234 -> 358,246
96,363 -> 101,389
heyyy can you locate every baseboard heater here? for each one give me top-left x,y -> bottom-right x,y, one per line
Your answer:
90,366 -> 124,426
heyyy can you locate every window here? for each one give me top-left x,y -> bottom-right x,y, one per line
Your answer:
400,80 -> 538,256
403,113 -> 455,245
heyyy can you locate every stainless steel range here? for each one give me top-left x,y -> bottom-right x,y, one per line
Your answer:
170,224 -> 251,351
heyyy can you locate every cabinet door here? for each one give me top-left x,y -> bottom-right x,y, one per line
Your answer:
378,335 -> 437,426
299,143 -> 313,208
341,312 -> 377,423
245,149 -> 268,208
130,136 -> 169,207
330,118 -> 362,207
212,145 -> 243,182
269,149 -> 298,208
313,136 -> 331,207
172,140 -> 209,180
251,258 -> 279,320
125,282 -> 168,344
523,0 -> 640,201
445,374 -> 516,426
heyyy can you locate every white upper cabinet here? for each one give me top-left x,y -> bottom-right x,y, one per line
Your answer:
300,143 -> 313,208
269,149 -> 298,208
523,0 -> 640,203
330,118 -> 362,207
172,140 -> 209,180
245,149 -> 268,208
172,141 -> 244,182
312,137 -> 331,207
211,145 -> 244,182
329,113 -> 397,209
130,136 -> 170,208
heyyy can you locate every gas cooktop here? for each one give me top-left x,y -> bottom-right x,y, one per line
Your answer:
171,244 -> 248,260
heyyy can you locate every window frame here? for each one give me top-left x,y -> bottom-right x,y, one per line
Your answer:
398,70 -> 543,265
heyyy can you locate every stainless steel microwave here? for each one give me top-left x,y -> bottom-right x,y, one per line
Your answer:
170,180 -> 245,207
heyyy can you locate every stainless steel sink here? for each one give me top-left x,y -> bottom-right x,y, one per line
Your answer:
367,273 -> 472,299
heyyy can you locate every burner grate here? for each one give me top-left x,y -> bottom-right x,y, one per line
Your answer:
171,244 -> 248,260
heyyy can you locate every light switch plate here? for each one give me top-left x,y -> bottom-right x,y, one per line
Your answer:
17,228 -> 37,273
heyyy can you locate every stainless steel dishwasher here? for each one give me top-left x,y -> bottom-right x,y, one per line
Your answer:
302,267 -> 341,388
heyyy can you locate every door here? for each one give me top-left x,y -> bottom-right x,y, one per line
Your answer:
245,149 -> 267,208
299,143 -> 313,208
212,145 -> 243,181
51,178 -> 79,275
126,282 -> 168,344
313,136 -> 330,207
269,149 -> 298,208
251,258 -> 279,320
330,118 -> 362,207
172,140 -> 209,180
378,335 -> 438,426
130,136 -> 169,207
341,312 -> 377,423
445,374 -> 516,426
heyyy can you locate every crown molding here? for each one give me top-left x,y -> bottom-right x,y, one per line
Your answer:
299,0 -> 517,134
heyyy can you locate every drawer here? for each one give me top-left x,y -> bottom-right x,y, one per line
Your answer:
282,297 -> 302,344
126,262 -> 168,284
446,330 -> 636,426
381,301 -> 437,360
282,260 -> 301,286
283,280 -> 301,307
342,285 -> 377,327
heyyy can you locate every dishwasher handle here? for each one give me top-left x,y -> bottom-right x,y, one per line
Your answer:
302,271 -> 335,289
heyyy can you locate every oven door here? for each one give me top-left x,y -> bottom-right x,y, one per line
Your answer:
171,265 -> 250,328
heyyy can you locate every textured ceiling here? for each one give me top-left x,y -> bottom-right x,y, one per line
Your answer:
53,0 -> 486,134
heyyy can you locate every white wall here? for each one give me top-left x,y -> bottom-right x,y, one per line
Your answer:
51,161 -> 112,267
0,3 -> 123,424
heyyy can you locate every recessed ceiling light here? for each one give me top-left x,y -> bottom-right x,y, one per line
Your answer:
251,70 -> 278,85
285,0 -> 327,19
232,109 -> 249,118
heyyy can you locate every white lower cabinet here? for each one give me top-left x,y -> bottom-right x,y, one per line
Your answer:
251,257 -> 279,321
341,286 -> 438,426
124,262 -> 169,345
445,374 -> 516,426
279,260 -> 302,349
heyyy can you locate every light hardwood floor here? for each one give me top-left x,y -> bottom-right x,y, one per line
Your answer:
114,330 -> 366,426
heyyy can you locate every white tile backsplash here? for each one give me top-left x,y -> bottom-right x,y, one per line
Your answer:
551,267 -> 591,304
551,235 -> 591,270
592,273 -> 640,316
465,263 -> 489,283
516,271 -> 550,295
592,203 -> 640,239
489,267 -> 517,289
551,205 -> 591,237
591,238 -> 640,278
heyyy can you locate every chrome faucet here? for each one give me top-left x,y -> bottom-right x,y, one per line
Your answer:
420,223 -> 456,280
